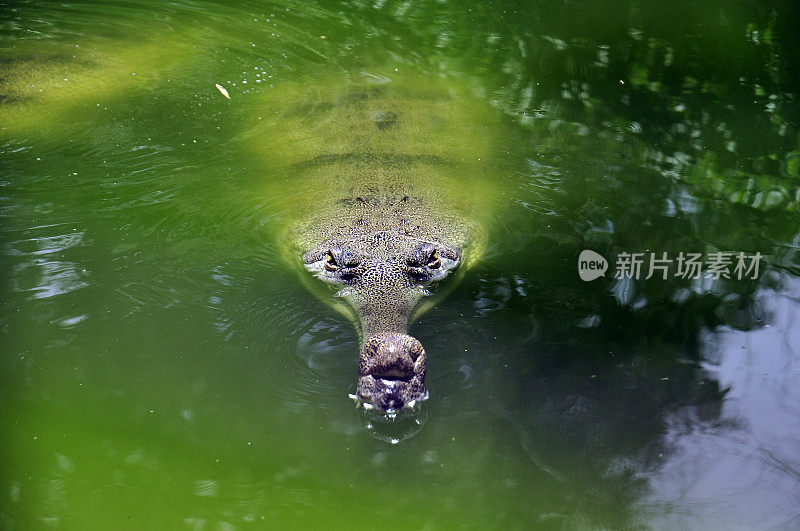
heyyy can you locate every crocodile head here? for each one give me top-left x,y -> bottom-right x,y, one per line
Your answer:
303,231 -> 461,411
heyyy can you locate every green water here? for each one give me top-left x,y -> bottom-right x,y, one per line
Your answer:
2,1 -> 799,528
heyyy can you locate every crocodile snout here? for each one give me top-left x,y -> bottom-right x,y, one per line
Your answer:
357,332 -> 427,411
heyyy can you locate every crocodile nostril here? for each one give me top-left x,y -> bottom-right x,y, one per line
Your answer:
357,333 -> 427,411
360,333 -> 423,382
372,364 -> 414,381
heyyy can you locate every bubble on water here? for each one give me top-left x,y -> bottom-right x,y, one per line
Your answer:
352,393 -> 429,444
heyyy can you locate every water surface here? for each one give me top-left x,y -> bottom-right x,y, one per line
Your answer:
1,0 -> 799,528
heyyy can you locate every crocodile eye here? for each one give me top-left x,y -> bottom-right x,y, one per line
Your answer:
427,249 -> 441,269
324,252 -> 339,272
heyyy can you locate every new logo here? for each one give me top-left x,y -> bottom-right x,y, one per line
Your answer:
578,250 -> 608,281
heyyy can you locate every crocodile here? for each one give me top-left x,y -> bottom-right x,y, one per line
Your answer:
251,71 -> 499,412
0,33 -> 200,136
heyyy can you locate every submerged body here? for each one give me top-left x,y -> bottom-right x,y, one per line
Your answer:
0,33 -> 199,136
253,71 -> 498,411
